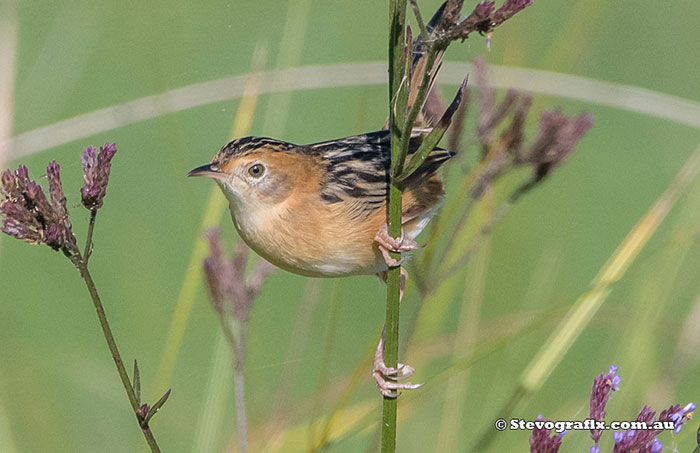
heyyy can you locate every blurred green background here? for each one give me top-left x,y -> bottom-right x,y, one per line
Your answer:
1,0 -> 700,451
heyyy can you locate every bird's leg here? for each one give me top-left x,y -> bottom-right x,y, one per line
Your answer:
373,268 -> 423,398
374,223 -> 422,268
373,328 -> 423,398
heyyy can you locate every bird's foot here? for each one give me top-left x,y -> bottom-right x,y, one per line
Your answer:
372,334 -> 422,398
375,223 -> 422,268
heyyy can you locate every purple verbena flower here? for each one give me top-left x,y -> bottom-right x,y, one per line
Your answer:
501,93 -> 533,154
534,365 -> 690,453
0,163 -> 78,255
529,414 -> 563,453
438,0 -> 531,42
203,229 -> 276,366
473,1 -> 496,20
590,365 -> 621,447
524,109 -> 594,182
81,142 -> 117,210
613,431 -> 624,443
15,165 -> 29,187
612,402 -> 693,452
203,229 -> 232,315
2,217 -> 42,243
660,402 -> 695,433
608,365 -> 621,390
1,169 -> 16,197
469,57 -> 537,199
47,161 -> 69,218
203,229 -> 276,323
612,406 -> 659,452
497,0 -> 533,16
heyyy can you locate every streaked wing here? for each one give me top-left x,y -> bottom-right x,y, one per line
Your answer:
307,130 -> 453,217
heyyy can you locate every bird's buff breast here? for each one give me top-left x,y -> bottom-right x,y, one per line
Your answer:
226,200 -> 386,278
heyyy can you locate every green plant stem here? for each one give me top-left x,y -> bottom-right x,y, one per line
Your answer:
382,185 -> 404,453
220,316 -> 249,453
75,260 -> 161,451
388,0 -> 407,133
83,209 -> 97,263
383,0 -> 407,450
74,214 -> 161,452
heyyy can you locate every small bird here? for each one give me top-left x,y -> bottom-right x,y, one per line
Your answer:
189,129 -> 454,396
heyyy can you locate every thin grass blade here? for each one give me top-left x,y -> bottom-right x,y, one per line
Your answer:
396,76 -> 467,182
521,143 -> 700,394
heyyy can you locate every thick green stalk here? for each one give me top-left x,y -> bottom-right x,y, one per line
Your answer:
382,184 -> 404,453
388,0 -> 407,135
383,0 -> 407,451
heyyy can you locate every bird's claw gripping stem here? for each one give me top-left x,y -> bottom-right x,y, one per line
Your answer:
375,223 -> 422,268
372,331 -> 423,398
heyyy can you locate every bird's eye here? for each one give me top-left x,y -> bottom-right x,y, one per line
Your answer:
248,163 -> 265,178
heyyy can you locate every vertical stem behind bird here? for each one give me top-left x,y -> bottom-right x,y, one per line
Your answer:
383,0 -> 408,450
382,1 -> 534,450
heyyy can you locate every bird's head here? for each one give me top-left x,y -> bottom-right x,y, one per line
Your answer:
188,137 -> 306,211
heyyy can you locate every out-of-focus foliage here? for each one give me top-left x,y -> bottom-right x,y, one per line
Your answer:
1,0 -> 699,452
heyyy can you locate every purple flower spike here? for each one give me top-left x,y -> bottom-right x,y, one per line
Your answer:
499,0 -> 533,15
203,229 -> 231,315
436,0 -> 531,42
609,365 -> 621,391
82,145 -> 96,172
613,405 -> 676,452
15,165 -> 28,183
47,162 -> 68,217
1,169 -> 15,194
661,402 -> 695,433
473,1 -> 495,20
0,163 -> 78,255
203,228 -> 276,325
2,217 -> 42,242
590,365 -> 621,447
523,109 -> 593,182
613,431 -> 624,444
536,365 -> 691,452
81,142 -> 117,210
44,224 -> 63,250
529,415 -> 563,453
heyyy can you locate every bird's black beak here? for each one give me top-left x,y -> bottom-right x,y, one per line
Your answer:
187,163 -> 220,178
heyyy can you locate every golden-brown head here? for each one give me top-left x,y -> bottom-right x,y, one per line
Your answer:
189,131 -> 454,277
188,137 -> 305,211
